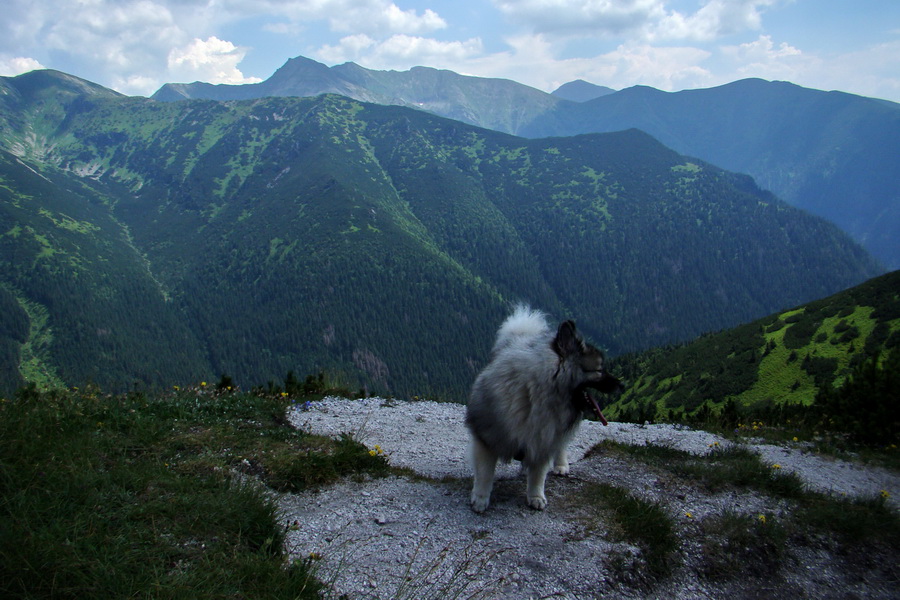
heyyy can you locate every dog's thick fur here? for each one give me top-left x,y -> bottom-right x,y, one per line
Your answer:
466,305 -> 622,512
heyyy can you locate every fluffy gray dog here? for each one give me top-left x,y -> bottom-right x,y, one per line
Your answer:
466,305 -> 622,512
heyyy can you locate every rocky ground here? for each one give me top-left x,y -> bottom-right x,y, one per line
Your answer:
279,397 -> 899,599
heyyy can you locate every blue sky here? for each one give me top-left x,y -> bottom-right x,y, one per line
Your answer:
2,1 -> 898,102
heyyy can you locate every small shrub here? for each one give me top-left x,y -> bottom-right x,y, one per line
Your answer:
814,348 -> 900,446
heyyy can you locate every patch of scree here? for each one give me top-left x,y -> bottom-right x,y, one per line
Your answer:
277,397 -> 899,599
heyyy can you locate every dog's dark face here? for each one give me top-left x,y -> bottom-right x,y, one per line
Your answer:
552,320 -> 624,424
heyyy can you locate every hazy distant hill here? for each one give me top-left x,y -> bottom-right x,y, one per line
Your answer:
0,70 -> 881,396
524,79 -> 900,270
608,270 -> 900,421
152,57 -> 900,269
551,80 -> 615,102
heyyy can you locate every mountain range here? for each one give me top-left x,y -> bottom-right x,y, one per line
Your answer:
153,56 -> 900,270
0,68 -> 883,397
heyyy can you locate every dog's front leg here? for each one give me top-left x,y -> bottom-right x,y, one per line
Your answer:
525,460 -> 552,510
551,447 -> 570,475
470,437 -> 497,513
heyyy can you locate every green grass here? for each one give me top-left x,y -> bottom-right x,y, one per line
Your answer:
698,510 -> 788,579
578,482 -> 679,582
0,384 -> 389,598
592,440 -> 805,499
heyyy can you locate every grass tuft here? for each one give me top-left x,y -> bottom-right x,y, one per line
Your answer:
579,482 -> 679,582
698,510 -> 788,580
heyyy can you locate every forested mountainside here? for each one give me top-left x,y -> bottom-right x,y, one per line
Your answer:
523,78 -> 900,270
0,70 -> 881,396
152,56 -> 900,269
609,270 -> 900,422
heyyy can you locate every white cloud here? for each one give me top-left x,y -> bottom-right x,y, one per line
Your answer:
318,34 -> 482,70
599,43 -> 713,89
652,0 -> 778,42
167,37 -> 263,85
0,56 -> 45,76
331,4 -> 446,35
719,34 -> 809,81
317,34 -> 378,64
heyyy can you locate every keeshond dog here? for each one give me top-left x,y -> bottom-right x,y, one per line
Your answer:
466,305 -> 623,512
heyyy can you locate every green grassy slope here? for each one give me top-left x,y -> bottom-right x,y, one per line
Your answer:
609,270 -> 900,420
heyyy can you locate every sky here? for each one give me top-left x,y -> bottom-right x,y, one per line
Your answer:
1,1 -> 899,103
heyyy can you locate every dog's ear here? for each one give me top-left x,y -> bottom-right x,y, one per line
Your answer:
552,320 -> 581,358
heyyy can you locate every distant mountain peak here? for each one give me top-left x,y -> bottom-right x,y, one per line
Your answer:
5,69 -> 124,100
551,79 -> 615,102
150,54 -> 560,134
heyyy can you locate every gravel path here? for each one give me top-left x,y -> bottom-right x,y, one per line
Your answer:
279,397 -> 900,599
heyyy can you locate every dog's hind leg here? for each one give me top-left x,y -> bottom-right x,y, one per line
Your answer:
526,460 -> 552,510
470,437 -> 497,513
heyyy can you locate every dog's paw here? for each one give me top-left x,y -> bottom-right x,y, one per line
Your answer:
551,464 -> 570,476
527,495 -> 547,510
470,493 -> 490,513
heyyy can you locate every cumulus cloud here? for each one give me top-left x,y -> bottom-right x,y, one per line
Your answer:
719,34 -> 809,81
599,43 -> 713,89
329,3 -> 446,35
0,56 -> 45,76
652,0 -> 778,42
167,37 -> 263,85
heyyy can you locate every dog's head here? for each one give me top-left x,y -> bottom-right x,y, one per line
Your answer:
552,320 -> 624,425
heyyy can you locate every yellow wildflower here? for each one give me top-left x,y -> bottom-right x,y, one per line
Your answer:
771,464 -> 781,469
685,512 -> 693,519
758,514 -> 767,524
881,490 -> 891,500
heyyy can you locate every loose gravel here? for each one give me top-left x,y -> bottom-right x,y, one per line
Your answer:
279,397 -> 899,599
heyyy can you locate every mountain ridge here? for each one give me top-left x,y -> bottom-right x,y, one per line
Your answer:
150,56 -> 899,269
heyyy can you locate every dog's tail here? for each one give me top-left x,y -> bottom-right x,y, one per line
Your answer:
492,304 -> 549,354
